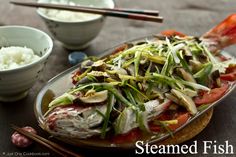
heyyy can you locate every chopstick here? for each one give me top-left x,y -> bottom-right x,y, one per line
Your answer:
11,125 -> 82,157
65,6 -> 159,16
10,1 -> 163,23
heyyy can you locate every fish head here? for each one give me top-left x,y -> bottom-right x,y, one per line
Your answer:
43,104 -> 107,139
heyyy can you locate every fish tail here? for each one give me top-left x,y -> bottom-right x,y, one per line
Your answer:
202,14 -> 236,52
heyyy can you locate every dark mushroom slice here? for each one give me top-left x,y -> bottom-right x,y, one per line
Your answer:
171,89 -> 197,115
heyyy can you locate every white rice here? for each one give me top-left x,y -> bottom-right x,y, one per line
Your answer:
0,46 -> 40,71
40,0 -> 100,22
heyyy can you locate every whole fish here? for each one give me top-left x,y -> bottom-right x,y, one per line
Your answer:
43,14 -> 236,141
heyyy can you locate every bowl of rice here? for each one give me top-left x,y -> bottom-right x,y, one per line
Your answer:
0,26 -> 53,102
37,0 -> 115,50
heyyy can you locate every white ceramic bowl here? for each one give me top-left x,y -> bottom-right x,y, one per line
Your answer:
37,0 -> 115,50
0,26 -> 53,102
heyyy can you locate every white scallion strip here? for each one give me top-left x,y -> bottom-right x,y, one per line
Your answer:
113,54 -> 122,64
203,45 -> 217,64
166,37 -> 185,64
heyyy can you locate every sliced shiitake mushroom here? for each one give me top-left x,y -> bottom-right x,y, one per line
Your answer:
171,89 -> 197,115
177,68 -> 196,83
79,90 -> 108,104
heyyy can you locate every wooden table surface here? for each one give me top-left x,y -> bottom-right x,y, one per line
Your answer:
1,0 -> 236,156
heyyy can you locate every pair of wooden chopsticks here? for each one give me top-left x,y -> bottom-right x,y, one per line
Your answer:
11,125 -> 82,157
10,1 -> 163,23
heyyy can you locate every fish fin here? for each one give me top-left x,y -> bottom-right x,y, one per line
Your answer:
161,30 -> 186,37
202,14 -> 236,52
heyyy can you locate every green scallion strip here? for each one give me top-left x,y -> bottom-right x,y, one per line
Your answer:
127,83 -> 149,100
122,58 -> 135,68
197,104 -> 209,111
146,82 -> 154,97
70,83 -> 137,110
177,51 -> 191,72
151,73 -> 176,87
161,51 -> 173,76
101,93 -> 115,138
194,62 -> 213,79
95,109 -> 106,120
110,44 -> 147,61
143,53 -> 166,64
123,88 -> 137,105
131,90 -> 145,107
87,75 -> 98,82
203,45 -> 217,64
161,122 -> 174,137
134,51 -> 142,76
118,74 -> 138,81
153,121 -> 174,137
75,67 -> 92,82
